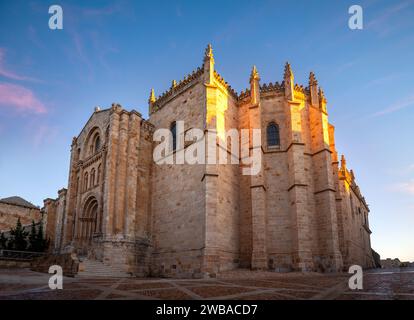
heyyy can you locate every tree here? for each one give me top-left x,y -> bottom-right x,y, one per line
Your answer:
0,232 -> 7,249
35,222 -> 49,252
28,220 -> 37,251
9,218 -> 28,251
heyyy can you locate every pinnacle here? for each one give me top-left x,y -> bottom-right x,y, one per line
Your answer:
250,65 -> 260,82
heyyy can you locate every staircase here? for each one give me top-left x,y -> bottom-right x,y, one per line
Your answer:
76,258 -> 131,278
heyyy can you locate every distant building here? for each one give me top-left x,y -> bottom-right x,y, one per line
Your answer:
400,261 -> 414,268
0,196 -> 42,233
381,258 -> 401,269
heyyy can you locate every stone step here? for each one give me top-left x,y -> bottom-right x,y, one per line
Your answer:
76,259 -> 131,278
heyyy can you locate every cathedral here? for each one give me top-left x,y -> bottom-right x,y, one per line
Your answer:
44,45 -> 375,278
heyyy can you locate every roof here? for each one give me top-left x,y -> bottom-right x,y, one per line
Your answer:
0,196 -> 39,209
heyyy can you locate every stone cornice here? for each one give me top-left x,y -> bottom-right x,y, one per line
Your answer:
150,67 -> 204,114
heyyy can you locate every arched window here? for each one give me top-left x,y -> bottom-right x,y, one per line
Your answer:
94,135 -> 100,153
171,122 -> 177,151
84,172 -> 89,192
97,164 -> 101,185
90,169 -> 96,188
267,122 -> 280,147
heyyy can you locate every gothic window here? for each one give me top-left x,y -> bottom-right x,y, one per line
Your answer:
267,122 -> 280,147
90,169 -> 96,188
84,172 -> 89,192
171,121 -> 177,151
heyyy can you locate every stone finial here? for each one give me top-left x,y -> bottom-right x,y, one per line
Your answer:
283,62 -> 294,101
318,87 -> 326,101
318,87 -> 327,112
94,106 -> 101,112
71,136 -> 77,147
350,169 -> 355,182
284,62 -> 293,80
340,155 -> 347,170
204,43 -> 213,60
250,65 -> 260,105
309,72 -> 319,106
203,44 -> 215,84
171,80 -> 177,88
309,72 -> 318,86
250,65 -> 260,83
149,88 -> 156,104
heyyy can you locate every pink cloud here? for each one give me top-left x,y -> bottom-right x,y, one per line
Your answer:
0,48 -> 40,82
391,180 -> 414,195
0,82 -> 46,114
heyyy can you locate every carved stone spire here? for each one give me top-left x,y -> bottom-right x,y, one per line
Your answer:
203,44 -> 215,85
309,71 -> 317,86
250,65 -> 260,82
149,88 -> 156,104
171,80 -> 177,88
340,155 -> 347,171
250,65 -> 260,105
284,62 -> 293,79
309,72 -> 319,107
148,88 -> 156,114
284,62 -> 294,101
204,43 -> 214,60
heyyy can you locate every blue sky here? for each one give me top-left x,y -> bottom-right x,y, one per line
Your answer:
0,0 -> 413,261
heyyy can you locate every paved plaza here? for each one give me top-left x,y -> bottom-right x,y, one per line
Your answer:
0,268 -> 413,300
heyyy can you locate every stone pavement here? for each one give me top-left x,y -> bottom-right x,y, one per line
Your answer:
0,268 -> 413,300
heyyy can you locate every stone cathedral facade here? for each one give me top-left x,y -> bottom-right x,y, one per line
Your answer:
44,45 -> 375,277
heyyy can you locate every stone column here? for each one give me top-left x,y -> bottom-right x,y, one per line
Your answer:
63,138 -> 79,246
284,65 -> 314,271
114,111 -> 129,235
249,66 -> 267,270
103,104 -> 121,236
124,112 -> 141,238
286,100 -> 314,271
308,85 -> 342,271
202,44 -> 220,276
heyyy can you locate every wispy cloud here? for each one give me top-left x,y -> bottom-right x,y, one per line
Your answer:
31,124 -> 58,148
0,82 -> 46,114
391,180 -> 414,195
371,94 -> 414,117
363,73 -> 401,89
366,1 -> 414,37
81,3 -> 123,16
0,48 -> 40,82
27,25 -> 45,49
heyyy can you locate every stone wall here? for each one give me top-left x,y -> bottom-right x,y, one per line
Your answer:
31,253 -> 79,277
149,77 -> 206,278
0,202 -> 41,233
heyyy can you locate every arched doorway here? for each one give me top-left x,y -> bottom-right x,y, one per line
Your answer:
78,196 -> 100,244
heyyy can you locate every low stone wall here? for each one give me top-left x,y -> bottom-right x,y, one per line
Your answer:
31,253 -> 79,277
0,259 -> 31,268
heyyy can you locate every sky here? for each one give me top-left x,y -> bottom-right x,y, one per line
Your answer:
0,0 -> 413,261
